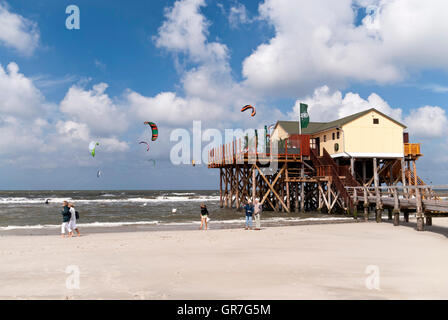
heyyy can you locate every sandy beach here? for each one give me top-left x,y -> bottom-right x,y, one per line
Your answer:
1,218 -> 448,300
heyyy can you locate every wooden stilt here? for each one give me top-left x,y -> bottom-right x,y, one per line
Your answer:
300,163 -> 305,212
295,183 -> 299,213
373,158 -> 382,223
362,186 -> 368,222
252,165 -> 256,203
350,157 -> 355,177
416,187 -> 424,231
219,168 -> 223,208
362,160 -> 367,185
285,165 -> 291,212
426,215 -> 432,226
393,188 -> 400,226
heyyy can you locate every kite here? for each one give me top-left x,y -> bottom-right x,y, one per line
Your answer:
139,141 -> 150,152
89,141 -> 99,157
241,105 -> 256,117
144,122 -> 158,141
147,159 -> 156,167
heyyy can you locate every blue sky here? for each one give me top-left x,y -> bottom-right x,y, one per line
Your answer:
0,0 -> 447,189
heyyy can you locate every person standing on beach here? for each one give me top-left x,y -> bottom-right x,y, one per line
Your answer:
254,199 -> 262,230
68,203 -> 81,237
199,203 -> 209,230
60,201 -> 71,238
244,201 -> 254,230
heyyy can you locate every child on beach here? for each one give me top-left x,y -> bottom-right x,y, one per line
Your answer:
60,201 -> 71,238
244,201 -> 254,230
68,203 -> 81,237
199,203 -> 209,230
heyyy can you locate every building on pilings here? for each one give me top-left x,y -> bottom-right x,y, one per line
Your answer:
208,108 -> 426,216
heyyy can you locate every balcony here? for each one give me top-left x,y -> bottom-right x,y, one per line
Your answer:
404,143 -> 422,158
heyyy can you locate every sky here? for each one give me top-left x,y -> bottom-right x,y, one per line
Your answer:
0,0 -> 447,190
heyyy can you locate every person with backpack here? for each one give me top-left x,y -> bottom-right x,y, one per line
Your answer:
60,201 -> 71,238
68,203 -> 81,237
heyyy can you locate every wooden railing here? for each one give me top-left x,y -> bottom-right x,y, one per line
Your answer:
208,135 -> 311,167
346,185 -> 448,213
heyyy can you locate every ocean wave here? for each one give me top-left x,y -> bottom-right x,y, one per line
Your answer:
0,216 -> 352,231
169,193 -> 197,196
0,196 -> 220,204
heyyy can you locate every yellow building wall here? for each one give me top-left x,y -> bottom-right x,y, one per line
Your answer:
271,126 -> 289,141
311,129 -> 342,155
342,111 -> 404,156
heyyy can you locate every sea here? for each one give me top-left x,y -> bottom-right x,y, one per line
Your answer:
0,190 -> 357,234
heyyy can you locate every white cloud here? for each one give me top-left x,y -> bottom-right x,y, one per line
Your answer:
127,90 -> 225,126
290,85 -> 447,140
228,3 -> 250,28
0,62 -> 45,117
60,83 -> 129,135
0,2 -> 39,55
290,85 -> 402,122
148,0 -> 256,126
404,106 -> 448,139
0,63 -> 130,168
155,0 -> 228,64
242,0 -> 448,97
0,116 -> 47,156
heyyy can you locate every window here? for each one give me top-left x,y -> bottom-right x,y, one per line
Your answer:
332,132 -> 335,140
373,118 -> 379,124
310,138 -> 317,149
337,131 -> 340,139
323,135 -> 326,142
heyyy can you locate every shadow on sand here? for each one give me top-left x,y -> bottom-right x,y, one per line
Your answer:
381,217 -> 448,239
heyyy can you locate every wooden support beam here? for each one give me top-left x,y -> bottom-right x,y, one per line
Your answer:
285,166 -> 291,211
362,160 -> 367,185
295,183 -> 299,213
257,163 -> 290,213
416,187 -> 424,231
350,157 -> 355,177
317,183 -> 323,212
300,162 -> 305,212
235,167 -> 240,209
363,186 -> 369,221
219,168 -> 223,208
373,158 -> 382,223
252,165 -> 256,203
393,188 -> 400,226
317,183 -> 329,211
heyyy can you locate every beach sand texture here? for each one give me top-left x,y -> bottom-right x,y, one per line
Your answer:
1,218 -> 448,300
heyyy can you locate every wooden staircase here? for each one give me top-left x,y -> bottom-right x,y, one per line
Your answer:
311,148 -> 360,207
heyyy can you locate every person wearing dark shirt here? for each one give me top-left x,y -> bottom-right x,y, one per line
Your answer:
199,203 -> 209,230
244,201 -> 254,230
60,201 -> 71,238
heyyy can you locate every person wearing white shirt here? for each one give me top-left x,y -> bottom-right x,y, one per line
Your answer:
68,203 -> 81,237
